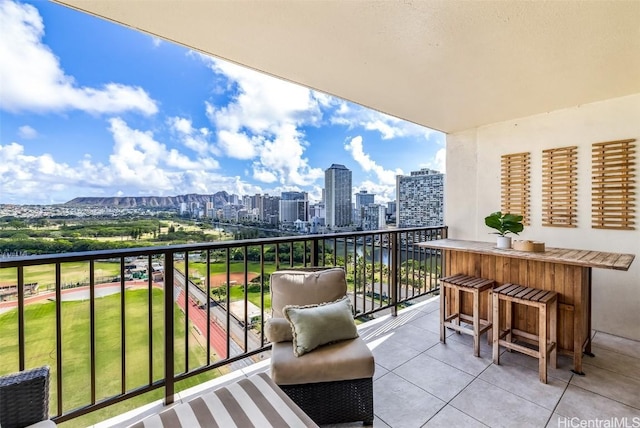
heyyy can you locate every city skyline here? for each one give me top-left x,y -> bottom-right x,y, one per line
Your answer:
0,0 -> 445,206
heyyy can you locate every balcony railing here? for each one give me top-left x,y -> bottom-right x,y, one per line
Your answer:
0,226 -> 446,425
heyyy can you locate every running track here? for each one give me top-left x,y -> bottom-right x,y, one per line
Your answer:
175,289 -> 228,359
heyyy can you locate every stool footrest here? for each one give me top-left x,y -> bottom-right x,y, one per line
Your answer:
498,339 -> 556,359
444,319 -> 492,336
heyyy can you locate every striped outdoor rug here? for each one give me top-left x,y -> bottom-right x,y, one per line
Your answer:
129,373 -> 318,428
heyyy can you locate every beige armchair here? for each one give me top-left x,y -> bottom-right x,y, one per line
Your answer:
266,267 -> 375,426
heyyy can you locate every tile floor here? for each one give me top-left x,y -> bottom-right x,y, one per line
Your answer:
99,296 -> 640,428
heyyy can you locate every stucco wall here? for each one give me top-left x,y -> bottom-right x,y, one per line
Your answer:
445,93 -> 640,341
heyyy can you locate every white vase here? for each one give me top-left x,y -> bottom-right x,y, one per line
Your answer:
496,236 -> 512,249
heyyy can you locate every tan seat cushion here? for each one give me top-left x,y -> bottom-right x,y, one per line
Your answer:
270,268 -> 347,318
270,336 -> 375,385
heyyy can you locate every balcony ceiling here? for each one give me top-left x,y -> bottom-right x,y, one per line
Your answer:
54,0 -> 640,134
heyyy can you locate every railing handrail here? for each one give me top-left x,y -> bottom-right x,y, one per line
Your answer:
0,226 -> 445,267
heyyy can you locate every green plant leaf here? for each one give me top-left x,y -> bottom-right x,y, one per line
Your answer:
503,213 -> 523,223
484,211 -> 524,236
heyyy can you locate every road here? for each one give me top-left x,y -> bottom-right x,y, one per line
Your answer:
172,270 -> 265,370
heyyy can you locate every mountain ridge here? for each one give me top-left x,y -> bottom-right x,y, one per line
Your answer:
65,192 -> 231,208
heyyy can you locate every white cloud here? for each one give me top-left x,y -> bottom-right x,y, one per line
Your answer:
18,125 -> 37,139
258,124 -> 324,186
217,129 -> 258,159
355,180 -> 396,204
151,36 -> 162,48
0,142 -> 83,202
199,56 -> 325,187
0,0 -> 158,115
344,136 -> 403,186
252,167 -> 277,183
420,147 -> 446,174
331,101 -> 434,140
167,116 -> 217,155
0,119 -> 265,204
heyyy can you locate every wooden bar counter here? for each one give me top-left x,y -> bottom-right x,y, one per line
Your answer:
417,239 -> 635,374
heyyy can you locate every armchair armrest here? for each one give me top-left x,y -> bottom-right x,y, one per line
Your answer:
0,366 -> 50,428
264,317 -> 293,343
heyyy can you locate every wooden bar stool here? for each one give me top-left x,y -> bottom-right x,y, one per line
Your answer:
492,283 -> 558,383
440,274 -> 495,357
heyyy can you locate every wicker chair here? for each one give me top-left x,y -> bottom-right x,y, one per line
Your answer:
0,366 -> 54,428
266,267 -> 375,426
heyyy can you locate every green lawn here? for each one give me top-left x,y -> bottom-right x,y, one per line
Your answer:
0,261 -> 122,289
0,288 -> 225,427
226,285 -> 272,309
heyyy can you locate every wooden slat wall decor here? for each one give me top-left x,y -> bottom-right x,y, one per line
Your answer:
542,146 -> 578,227
501,152 -> 530,225
592,139 -> 636,230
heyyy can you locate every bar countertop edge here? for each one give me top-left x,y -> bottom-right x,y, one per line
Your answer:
417,238 -> 635,271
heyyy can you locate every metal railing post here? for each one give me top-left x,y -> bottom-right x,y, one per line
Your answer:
164,252 -> 175,405
390,231 -> 398,317
311,237 -> 320,267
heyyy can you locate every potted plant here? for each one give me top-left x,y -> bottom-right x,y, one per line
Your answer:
484,211 -> 524,249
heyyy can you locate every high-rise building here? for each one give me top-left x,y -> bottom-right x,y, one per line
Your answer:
325,164 -> 352,228
242,195 -> 253,210
396,168 -> 444,227
204,201 -> 214,218
355,190 -> 375,225
355,190 -> 375,210
252,194 -> 280,222
279,191 -> 308,224
386,201 -> 397,222
362,204 -> 387,231
222,203 -> 237,221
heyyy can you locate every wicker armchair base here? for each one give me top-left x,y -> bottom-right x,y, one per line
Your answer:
279,377 -> 374,425
0,366 -> 50,428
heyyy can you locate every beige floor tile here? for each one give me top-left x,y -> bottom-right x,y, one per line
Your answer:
450,379 -> 552,428
381,323 -> 441,353
373,372 -> 445,428
583,345 -> 640,380
591,331 -> 640,359
555,384 -> 640,419
406,311 -> 448,337
373,363 -> 389,381
446,327 -> 494,357
371,336 -> 425,371
393,353 -> 474,402
425,340 -> 493,376
569,364 -> 640,409
424,405 -> 488,427
496,348 -> 574,383
479,361 -> 568,410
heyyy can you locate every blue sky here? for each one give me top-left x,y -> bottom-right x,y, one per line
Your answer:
0,0 -> 445,206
